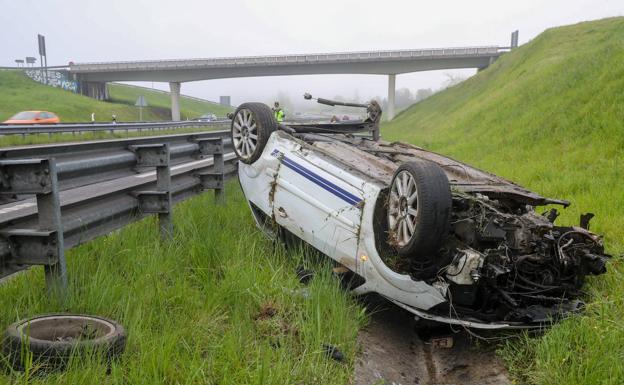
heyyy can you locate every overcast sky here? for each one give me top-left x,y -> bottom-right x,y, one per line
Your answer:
2,0 -> 622,107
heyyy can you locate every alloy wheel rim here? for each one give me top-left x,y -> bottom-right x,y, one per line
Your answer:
388,170 -> 418,247
232,109 -> 258,159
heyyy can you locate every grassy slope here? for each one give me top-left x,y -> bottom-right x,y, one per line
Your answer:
0,71 -> 230,122
108,83 -> 231,120
384,17 -> 624,385
0,183 -> 365,384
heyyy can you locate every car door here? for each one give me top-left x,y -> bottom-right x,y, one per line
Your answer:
37,112 -> 50,124
271,144 -> 363,270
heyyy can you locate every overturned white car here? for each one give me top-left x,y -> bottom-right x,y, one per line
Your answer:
232,96 -> 609,329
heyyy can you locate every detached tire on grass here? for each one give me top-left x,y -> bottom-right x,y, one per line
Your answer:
231,103 -> 278,164
387,160 -> 452,276
3,314 -> 126,371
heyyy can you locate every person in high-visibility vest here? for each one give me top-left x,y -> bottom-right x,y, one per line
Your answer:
273,101 -> 285,123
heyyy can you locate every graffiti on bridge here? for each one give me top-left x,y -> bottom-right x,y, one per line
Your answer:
25,69 -> 78,93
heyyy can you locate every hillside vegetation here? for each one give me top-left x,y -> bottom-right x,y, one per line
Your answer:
0,71 -> 230,122
384,17 -> 624,385
108,83 -> 231,119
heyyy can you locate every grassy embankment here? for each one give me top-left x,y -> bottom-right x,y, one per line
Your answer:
108,83 -> 231,120
0,71 -> 229,123
0,71 -> 232,146
0,183 -> 366,384
384,17 -> 624,385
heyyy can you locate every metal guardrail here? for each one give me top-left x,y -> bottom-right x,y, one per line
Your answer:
0,130 -> 232,193
0,132 -> 238,295
0,120 -> 229,136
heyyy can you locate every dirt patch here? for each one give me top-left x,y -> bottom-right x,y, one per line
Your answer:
254,301 -> 278,321
253,300 -> 299,345
354,297 -> 510,385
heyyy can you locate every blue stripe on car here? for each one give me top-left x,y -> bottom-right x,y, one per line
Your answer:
272,150 -> 362,206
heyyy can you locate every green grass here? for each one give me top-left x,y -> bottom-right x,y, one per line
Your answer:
108,83 -> 231,120
0,183 -> 366,384
384,16 -> 624,385
0,71 -> 231,123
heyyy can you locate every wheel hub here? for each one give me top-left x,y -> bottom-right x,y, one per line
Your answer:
399,196 -> 408,217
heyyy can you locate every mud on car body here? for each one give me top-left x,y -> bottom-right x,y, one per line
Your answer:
232,95 -> 610,329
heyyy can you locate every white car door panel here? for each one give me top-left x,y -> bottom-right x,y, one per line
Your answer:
270,148 -> 362,269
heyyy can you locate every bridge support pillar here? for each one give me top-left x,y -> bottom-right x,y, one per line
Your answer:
169,82 -> 181,121
387,74 -> 396,121
478,56 -> 497,72
78,81 -> 109,101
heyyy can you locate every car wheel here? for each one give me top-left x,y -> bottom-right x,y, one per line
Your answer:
387,161 -> 452,259
3,314 -> 126,371
231,103 -> 277,164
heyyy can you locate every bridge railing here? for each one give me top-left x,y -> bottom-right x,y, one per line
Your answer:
70,46 -> 503,72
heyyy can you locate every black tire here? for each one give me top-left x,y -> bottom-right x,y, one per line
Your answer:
3,314 -> 126,371
277,225 -> 304,251
387,160 -> 451,259
231,102 -> 277,164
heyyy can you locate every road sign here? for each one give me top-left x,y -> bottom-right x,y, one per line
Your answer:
220,96 -> 231,106
37,34 -> 48,84
38,34 -> 46,56
135,96 -> 148,107
511,30 -> 519,49
135,96 -> 148,121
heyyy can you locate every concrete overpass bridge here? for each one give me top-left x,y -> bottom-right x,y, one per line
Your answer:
69,45 -> 510,120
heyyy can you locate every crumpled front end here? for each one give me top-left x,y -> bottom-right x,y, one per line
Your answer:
423,192 -> 610,325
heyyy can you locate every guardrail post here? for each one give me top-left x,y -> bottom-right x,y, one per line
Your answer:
0,159 -> 67,298
156,146 -> 172,239
214,142 -> 225,205
38,161 -> 67,297
130,144 -> 173,241
194,137 -> 225,205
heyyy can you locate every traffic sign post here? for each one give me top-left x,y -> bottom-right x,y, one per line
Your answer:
37,34 -> 47,83
135,95 -> 148,121
511,30 -> 519,49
